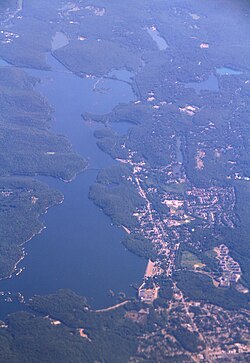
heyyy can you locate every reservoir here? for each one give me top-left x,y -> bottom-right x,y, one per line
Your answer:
0,49 -> 146,317
147,26 -> 169,51
216,67 -> 242,76
186,66 -> 243,94
51,32 -> 69,51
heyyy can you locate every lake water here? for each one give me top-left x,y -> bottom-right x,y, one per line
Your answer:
51,32 -> 69,51
0,50 -> 146,318
147,27 -> 169,51
110,121 -> 135,135
216,67 -> 242,76
108,69 -> 134,83
185,67 -> 243,94
0,58 -> 10,66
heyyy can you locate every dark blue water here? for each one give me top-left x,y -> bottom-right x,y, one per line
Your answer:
0,52 -> 146,318
29,54 -> 136,156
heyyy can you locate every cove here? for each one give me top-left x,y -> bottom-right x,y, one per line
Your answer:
0,52 -> 146,318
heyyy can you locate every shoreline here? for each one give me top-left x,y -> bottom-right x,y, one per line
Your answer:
0,160 -> 88,283
0,192 -> 65,282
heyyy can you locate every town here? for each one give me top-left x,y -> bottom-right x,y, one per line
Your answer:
115,138 -> 239,305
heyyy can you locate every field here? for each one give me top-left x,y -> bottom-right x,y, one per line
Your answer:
180,251 -> 202,269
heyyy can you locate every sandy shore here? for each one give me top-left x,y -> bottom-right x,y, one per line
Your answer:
144,259 -> 154,278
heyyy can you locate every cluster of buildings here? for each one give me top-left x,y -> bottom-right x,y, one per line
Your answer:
125,308 -> 149,325
138,282 -> 159,304
185,186 -> 236,228
134,293 -> 250,362
0,30 -> 19,44
214,244 -> 242,288
116,131 -> 241,306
